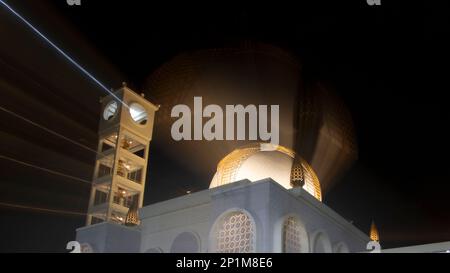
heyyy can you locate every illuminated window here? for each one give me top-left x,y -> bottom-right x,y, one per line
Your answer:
283,216 -> 305,253
103,101 -> 118,121
120,135 -> 146,159
129,103 -> 148,125
113,188 -> 139,209
111,210 -> 126,224
127,168 -> 143,183
116,158 -> 144,184
215,211 -> 255,253
100,133 -> 118,152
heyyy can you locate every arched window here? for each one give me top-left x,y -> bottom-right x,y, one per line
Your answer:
333,242 -> 350,253
312,231 -> 332,253
170,232 -> 200,253
282,216 -> 308,253
214,211 -> 255,253
145,247 -> 163,253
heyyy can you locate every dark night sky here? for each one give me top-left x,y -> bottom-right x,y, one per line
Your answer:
1,0 -> 450,252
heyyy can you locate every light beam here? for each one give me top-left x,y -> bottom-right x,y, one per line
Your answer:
0,0 -> 128,107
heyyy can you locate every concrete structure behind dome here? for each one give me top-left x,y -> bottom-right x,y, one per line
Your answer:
146,42 -> 357,193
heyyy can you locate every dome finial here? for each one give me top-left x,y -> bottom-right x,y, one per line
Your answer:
370,220 -> 380,242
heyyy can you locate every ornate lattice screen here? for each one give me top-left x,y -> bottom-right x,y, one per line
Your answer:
216,211 -> 255,253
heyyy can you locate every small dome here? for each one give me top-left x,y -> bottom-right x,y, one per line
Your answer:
210,143 -> 322,201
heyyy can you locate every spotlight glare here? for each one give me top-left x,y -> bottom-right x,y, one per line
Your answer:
0,0 -> 128,107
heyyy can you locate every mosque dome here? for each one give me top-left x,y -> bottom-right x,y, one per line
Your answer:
210,143 -> 322,201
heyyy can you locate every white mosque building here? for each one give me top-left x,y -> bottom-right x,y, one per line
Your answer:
75,85 -> 372,253
75,86 -> 450,253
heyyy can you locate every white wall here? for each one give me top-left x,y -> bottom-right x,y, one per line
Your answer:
138,179 -> 370,253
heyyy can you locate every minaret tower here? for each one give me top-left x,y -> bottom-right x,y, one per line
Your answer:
86,84 -> 159,226
370,220 -> 380,242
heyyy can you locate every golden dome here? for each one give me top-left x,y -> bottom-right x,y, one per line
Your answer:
210,143 -> 322,201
